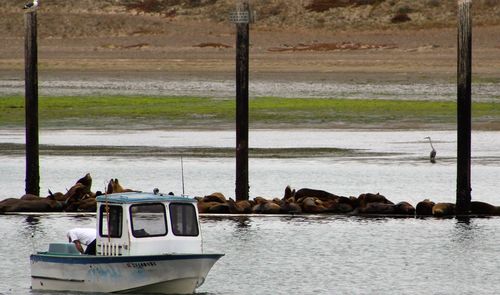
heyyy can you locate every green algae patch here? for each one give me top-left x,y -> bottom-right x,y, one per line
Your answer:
1,95 -> 499,130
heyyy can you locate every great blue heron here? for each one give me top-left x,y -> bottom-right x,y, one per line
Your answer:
424,136 -> 436,163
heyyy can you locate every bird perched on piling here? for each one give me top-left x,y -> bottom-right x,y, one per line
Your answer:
424,136 -> 437,163
23,0 -> 39,10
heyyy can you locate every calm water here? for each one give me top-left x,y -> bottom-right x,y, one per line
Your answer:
0,129 -> 499,204
1,128 -> 500,294
1,214 -> 500,295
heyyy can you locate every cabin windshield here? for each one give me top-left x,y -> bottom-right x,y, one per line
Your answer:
130,203 -> 167,238
169,203 -> 199,236
100,205 -> 122,238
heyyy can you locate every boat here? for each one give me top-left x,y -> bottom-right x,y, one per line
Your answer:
30,191 -> 224,294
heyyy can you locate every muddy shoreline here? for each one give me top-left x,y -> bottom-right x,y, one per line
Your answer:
1,24 -> 499,85
1,25 -> 499,107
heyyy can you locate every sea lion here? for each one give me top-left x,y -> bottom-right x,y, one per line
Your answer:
301,197 -> 327,213
470,201 -> 498,215
202,192 -> 227,203
47,190 -> 66,202
75,173 -> 92,194
228,198 -> 252,214
394,201 -> 415,215
280,200 -> 302,214
358,202 -> 395,214
283,185 -> 295,201
65,197 -> 97,212
106,178 -> 137,194
357,193 -> 393,208
336,196 -> 357,213
0,198 -> 63,213
322,199 -> 341,213
0,198 -> 21,212
432,202 -> 455,217
64,183 -> 87,202
260,201 -> 281,214
416,199 -> 435,216
294,188 -> 339,203
20,194 -> 40,201
207,203 -> 230,214
197,201 -> 222,214
253,196 -> 268,205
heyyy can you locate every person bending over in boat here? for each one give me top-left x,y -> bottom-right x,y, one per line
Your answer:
67,228 -> 96,255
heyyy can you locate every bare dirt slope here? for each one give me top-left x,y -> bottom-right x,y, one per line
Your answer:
0,0 -> 499,83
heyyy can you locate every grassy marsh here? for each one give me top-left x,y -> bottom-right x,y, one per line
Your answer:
1,95 -> 499,130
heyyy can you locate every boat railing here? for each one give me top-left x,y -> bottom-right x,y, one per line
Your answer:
98,241 -> 124,256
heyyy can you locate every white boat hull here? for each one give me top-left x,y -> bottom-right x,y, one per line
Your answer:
30,253 -> 223,294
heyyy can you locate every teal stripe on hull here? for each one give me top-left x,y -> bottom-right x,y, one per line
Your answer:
30,253 -> 224,264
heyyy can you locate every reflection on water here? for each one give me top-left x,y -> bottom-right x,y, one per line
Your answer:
24,215 -> 40,227
232,216 -> 252,229
199,215 -> 500,295
22,216 -> 41,237
452,218 -> 475,246
1,214 -> 500,295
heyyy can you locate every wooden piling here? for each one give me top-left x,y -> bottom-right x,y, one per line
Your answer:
235,1 -> 250,201
456,0 -> 472,215
24,11 -> 40,196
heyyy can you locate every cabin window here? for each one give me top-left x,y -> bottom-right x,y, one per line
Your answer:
130,203 -> 167,238
169,203 -> 199,236
100,205 -> 122,238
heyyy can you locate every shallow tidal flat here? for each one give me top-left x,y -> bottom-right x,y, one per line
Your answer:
0,143 -> 381,159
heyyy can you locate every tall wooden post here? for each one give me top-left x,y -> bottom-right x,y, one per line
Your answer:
233,1 -> 250,201
456,0 -> 472,215
25,10 -> 40,196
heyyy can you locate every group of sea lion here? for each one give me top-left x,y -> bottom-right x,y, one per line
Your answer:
1,174 -> 499,217
197,186 -> 500,217
0,173 -> 136,213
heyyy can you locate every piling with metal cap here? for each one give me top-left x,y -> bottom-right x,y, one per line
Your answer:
231,1 -> 253,201
25,9 -> 40,196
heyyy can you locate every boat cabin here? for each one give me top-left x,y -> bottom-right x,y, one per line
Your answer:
95,192 -> 202,256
